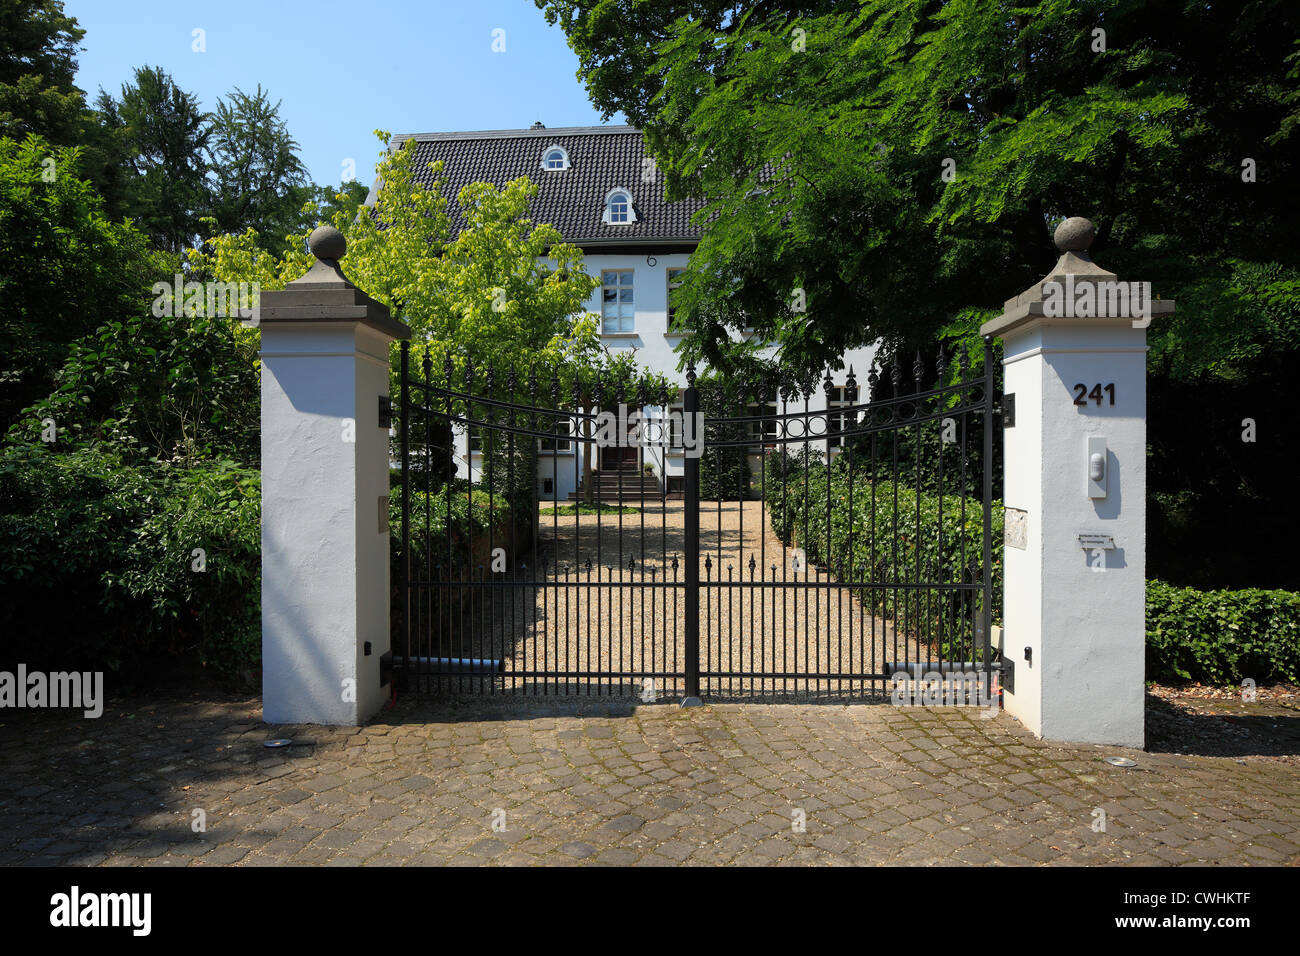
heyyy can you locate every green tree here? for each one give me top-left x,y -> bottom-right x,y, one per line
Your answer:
100,65 -> 210,252
205,85 -> 310,254
0,0 -> 85,145
190,132 -> 605,386
297,179 -> 370,233
540,0 -> 1300,380
0,134 -> 168,429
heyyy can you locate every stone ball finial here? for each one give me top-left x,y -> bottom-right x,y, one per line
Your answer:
309,224 -> 346,261
1054,217 -> 1096,253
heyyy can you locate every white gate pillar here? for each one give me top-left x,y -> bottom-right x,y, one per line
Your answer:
259,225 -> 411,725
982,217 -> 1173,747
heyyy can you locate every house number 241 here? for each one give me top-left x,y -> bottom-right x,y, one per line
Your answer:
1072,383 -> 1115,406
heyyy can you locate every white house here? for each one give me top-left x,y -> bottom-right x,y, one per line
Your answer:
373,123 -> 876,501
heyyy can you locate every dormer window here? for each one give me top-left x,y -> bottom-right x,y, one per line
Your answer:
603,188 -> 636,224
541,145 -> 570,171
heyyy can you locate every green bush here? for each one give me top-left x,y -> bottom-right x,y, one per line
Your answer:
0,446 -> 260,678
697,378 -> 752,500
763,447 -> 1002,660
388,476 -> 532,654
764,447 -> 1300,682
1146,581 -> 1300,684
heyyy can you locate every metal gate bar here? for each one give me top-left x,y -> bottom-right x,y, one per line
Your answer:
393,340 -> 997,702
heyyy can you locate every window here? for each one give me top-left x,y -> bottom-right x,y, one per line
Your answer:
540,477 -> 554,495
826,385 -> 859,449
467,424 -> 481,454
747,398 -> 778,449
603,188 -> 636,224
540,145 -> 570,171
601,270 -> 635,332
539,415 -> 574,453
668,402 -> 685,449
667,268 -> 686,330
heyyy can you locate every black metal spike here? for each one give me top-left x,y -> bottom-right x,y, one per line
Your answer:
823,367 -> 835,395
936,345 -> 947,380
685,360 -> 697,387
913,348 -> 923,387
959,343 -> 970,376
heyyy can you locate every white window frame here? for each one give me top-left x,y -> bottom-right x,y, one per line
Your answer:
538,415 -> 575,454
603,187 -> 636,224
540,145 -> 570,171
601,269 -> 635,333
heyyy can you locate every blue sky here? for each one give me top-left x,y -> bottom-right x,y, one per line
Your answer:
64,0 -> 621,187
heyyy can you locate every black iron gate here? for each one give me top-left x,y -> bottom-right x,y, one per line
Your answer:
393,340 -> 998,702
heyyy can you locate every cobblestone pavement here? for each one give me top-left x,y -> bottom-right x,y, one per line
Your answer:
1,689 -> 1297,866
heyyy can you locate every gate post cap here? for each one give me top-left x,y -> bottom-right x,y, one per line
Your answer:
1053,217 -> 1095,252
309,224 -> 346,262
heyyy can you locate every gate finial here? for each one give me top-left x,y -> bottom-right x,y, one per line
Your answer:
308,224 -> 346,262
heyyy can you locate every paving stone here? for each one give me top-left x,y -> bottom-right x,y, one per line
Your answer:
1,690 -> 1297,866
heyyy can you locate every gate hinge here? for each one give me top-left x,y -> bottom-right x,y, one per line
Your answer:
998,657 -> 1015,695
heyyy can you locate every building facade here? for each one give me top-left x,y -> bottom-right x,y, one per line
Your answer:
375,123 -> 877,500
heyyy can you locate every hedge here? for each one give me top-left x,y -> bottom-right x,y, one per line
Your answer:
762,449 -> 1300,684
763,447 -> 1002,660
1146,581 -> 1300,684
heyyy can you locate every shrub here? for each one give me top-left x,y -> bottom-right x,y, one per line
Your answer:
388,476 -> 532,655
697,378 -> 752,500
763,447 -> 1002,660
0,446 -> 260,679
1146,581 -> 1300,684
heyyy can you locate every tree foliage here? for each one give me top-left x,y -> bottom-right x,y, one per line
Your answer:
205,84 -> 310,253
95,65 -> 211,253
0,134 -> 168,429
541,0 -> 1300,383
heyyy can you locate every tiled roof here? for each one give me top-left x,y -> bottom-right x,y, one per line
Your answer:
379,125 -> 705,247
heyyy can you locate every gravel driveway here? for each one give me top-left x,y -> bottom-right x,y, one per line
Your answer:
410,500 -> 956,700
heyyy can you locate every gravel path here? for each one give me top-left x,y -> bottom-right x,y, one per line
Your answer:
408,501 -> 971,700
